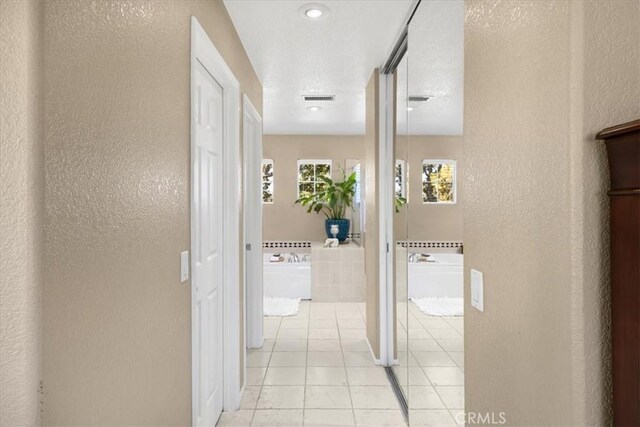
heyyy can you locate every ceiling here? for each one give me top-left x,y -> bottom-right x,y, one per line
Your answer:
404,0 -> 464,135
224,0 -> 413,135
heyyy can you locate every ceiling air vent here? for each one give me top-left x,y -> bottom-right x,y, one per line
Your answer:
408,95 -> 431,102
302,95 -> 336,102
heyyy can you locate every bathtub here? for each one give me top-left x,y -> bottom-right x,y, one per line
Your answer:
263,253 -> 311,299
408,253 -> 463,298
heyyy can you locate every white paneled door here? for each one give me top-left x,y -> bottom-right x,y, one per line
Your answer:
193,61 -> 224,427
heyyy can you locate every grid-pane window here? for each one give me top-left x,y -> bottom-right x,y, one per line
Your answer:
297,159 -> 332,198
422,160 -> 456,204
262,159 -> 274,204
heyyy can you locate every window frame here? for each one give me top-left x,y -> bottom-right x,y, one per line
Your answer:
421,159 -> 457,204
296,159 -> 333,198
261,159 -> 274,204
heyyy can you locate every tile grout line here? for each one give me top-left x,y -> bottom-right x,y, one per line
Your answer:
409,313 -> 465,419
337,308 -> 358,426
249,316 -> 280,424
417,330 -> 464,416
247,302 -> 446,426
302,301 -> 311,426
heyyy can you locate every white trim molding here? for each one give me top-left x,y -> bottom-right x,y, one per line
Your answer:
380,71 -> 395,367
243,94 -> 264,352
191,16 -> 242,416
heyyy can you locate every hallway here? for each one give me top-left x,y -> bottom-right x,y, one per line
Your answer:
2,0 -> 639,425
219,302 -> 463,426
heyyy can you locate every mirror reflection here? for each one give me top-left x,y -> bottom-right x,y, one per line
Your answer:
346,158 -> 363,244
405,0 -> 465,423
393,53 -> 410,405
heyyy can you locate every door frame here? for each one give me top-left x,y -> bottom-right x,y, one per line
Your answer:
242,94 -> 264,351
379,72 -> 395,367
190,16 -> 242,417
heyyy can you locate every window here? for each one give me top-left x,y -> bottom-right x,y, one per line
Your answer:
395,160 -> 407,200
297,159 -> 332,198
262,159 -> 274,204
422,160 -> 456,204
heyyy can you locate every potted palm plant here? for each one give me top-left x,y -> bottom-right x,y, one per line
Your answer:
295,171 -> 357,242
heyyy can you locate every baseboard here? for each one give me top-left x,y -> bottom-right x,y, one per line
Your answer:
237,382 -> 246,411
365,336 -> 382,365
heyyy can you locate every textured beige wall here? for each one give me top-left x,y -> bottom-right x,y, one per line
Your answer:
573,1 -> 639,423
395,136 -> 464,242
465,2 -> 573,422
0,1 -> 44,425
263,135 -> 364,242
364,70 -> 380,358
464,0 -> 639,425
42,1 -> 261,424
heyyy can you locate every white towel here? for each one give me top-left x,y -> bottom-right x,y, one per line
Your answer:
264,297 -> 301,317
410,297 -> 463,316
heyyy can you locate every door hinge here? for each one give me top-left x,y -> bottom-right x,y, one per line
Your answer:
246,243 -> 252,251
386,242 -> 390,253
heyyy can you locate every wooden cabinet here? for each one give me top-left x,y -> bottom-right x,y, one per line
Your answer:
596,119 -> 640,427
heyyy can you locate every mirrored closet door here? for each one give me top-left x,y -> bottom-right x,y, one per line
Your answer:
406,1 -> 465,424
392,51 -> 409,411
387,0 -> 465,424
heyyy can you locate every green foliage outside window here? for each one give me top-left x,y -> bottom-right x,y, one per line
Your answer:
262,160 -> 274,203
422,162 -> 455,203
298,162 -> 331,199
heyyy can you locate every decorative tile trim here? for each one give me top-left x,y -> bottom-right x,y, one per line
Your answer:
264,240 -> 459,249
396,241 -> 463,249
263,241 -> 311,249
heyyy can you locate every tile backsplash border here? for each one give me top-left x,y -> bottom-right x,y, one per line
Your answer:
263,241 -> 312,249
397,241 -> 464,250
263,240 -> 463,250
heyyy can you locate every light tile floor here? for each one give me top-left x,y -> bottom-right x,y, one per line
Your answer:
401,302 -> 465,426
217,301 -> 464,426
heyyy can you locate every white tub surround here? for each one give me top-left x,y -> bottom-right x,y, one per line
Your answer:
311,241 -> 365,302
408,253 -> 463,299
263,253 -> 311,299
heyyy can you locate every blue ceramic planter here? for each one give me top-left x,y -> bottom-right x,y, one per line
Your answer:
325,219 -> 350,242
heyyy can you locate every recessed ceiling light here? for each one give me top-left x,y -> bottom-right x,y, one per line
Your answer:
407,107 -> 414,112
308,106 -> 322,112
299,3 -> 329,20
305,8 -> 322,18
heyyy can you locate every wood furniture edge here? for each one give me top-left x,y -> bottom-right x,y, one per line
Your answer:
595,119 -> 640,140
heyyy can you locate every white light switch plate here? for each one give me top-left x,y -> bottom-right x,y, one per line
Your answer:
180,251 -> 189,283
471,269 -> 484,312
